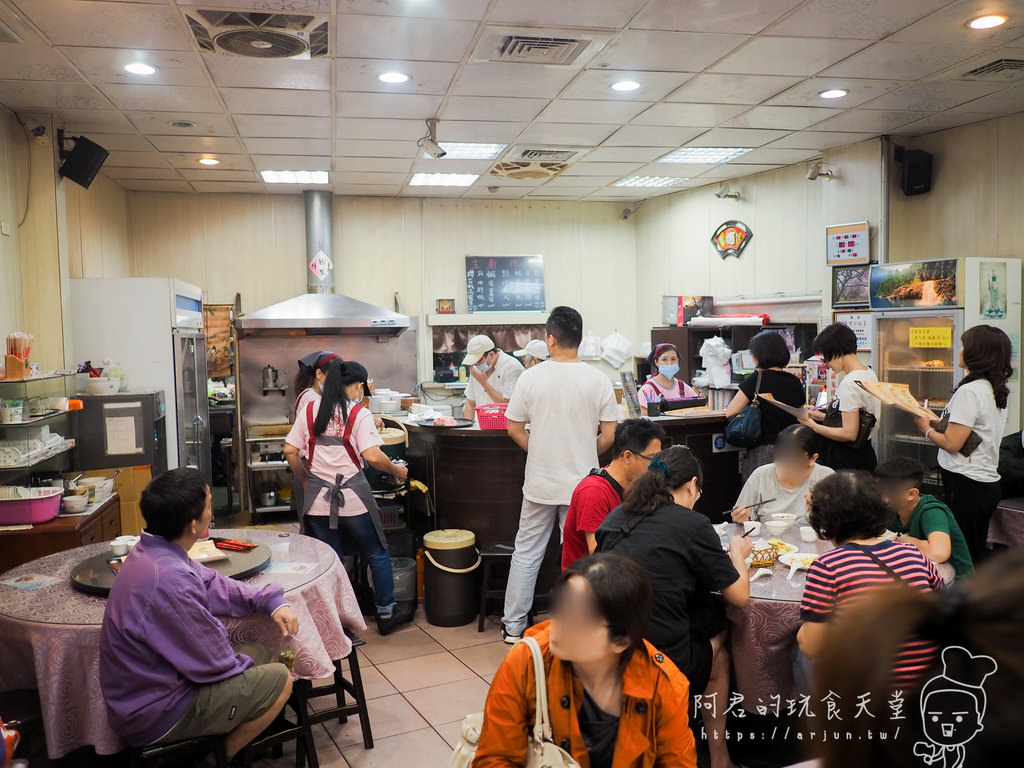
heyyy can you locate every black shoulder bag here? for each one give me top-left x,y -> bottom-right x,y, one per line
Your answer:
723,370 -> 763,448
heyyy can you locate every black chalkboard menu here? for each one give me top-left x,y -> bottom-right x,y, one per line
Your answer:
466,255 -> 546,313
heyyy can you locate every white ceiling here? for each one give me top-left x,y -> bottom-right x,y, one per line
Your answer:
0,0 -> 1022,199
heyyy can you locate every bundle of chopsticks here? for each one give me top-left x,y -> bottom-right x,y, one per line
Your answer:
6,333 -> 33,361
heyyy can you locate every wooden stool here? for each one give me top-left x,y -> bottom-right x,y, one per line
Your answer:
478,542 -> 535,632
239,711 -> 311,768
128,734 -> 229,767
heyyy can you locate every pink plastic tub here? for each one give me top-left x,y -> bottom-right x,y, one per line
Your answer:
0,487 -> 62,525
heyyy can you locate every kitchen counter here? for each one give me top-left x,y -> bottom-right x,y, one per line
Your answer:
406,409 -> 741,604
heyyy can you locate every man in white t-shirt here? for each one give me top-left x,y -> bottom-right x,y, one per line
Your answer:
500,306 -> 619,643
462,334 -> 524,420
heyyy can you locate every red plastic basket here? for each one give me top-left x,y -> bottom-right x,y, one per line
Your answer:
475,403 -> 509,430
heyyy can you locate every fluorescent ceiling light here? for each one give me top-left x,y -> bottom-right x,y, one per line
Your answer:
422,142 -> 506,160
612,176 -> 689,188
657,147 -> 752,164
818,88 -> 848,99
198,157 -> 220,166
378,72 -> 410,84
124,62 -> 157,75
260,170 -> 330,184
968,14 -> 1006,29
611,80 -> 640,92
409,173 -> 478,187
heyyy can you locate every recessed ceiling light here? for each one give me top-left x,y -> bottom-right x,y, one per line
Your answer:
168,120 -> 197,129
378,72 -> 410,84
422,142 -> 506,160
657,147 -> 752,164
124,62 -> 157,76
612,176 -> 688,188
260,170 -> 330,184
818,88 -> 848,99
968,14 -> 1007,29
611,80 -> 640,92
409,173 -> 479,187
198,157 -> 220,166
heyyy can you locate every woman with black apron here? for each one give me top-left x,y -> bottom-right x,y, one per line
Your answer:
284,361 -> 410,634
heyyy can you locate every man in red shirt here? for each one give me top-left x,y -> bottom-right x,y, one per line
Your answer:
561,418 -> 666,569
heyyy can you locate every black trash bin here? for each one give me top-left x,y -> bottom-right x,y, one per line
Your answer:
422,529 -> 480,627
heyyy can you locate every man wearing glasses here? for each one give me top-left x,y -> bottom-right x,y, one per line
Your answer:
561,419 -> 666,570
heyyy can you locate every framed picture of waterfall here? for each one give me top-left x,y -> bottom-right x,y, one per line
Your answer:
869,259 -> 959,310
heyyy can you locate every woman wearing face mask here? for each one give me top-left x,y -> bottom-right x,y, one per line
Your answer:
475,552 -> 697,768
732,424 -> 834,526
284,361 -> 410,634
293,350 -> 342,419
638,344 -> 699,416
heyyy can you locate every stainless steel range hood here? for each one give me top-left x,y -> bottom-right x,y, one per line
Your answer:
235,292 -> 410,335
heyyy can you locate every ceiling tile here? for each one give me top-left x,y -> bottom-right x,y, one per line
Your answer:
527,188 -> 604,198
451,62 -> 578,98
632,0 -> 803,34
83,133 -> 153,152
766,77 -> 908,107
632,163 -> 716,177
763,131 -> 878,149
336,16 -> 479,62
944,84 -> 1024,113
821,41 -> 987,80
178,169 -> 260,182
234,115 -> 331,139
724,106 -> 844,130
334,139 -> 421,158
0,44 -> 81,82
695,163 -> 787,179
685,127 -> 791,147
243,138 -> 333,155
335,157 -> 415,173
440,96 -> 548,122
176,0 -> 329,7
335,118 -> 424,141
411,158 -> 491,174
543,174 -> 623,186
60,48 -> 208,87
102,166 -> 183,181
593,30 -> 749,72
811,109 -> 922,132
104,150 -> 172,168
249,155 -> 330,171
729,147 -> 821,164
558,70 -> 694,102
665,73 -> 803,105
767,0 -> 952,40
434,121 -> 527,143
889,0 -> 1024,46
117,179 -> 194,192
603,125 -> 707,147
562,162 -> 645,176
334,172 -> 410,185
190,181 -> 265,194
55,109 -> 136,134
631,102 -> 748,127
335,59 -> 458,96
710,37 -> 872,76
515,123 -> 617,146
893,111 -> 1004,137
581,146 -> 673,163
169,153 -> 253,171
488,0 -> 648,29
0,81 -> 109,111
22,0 -> 193,50
335,185 -> 403,196
125,111 -> 235,135
147,135 -> 245,154
859,81 -> 1009,112
336,92 -> 443,119
219,88 -> 330,117
97,83 -> 222,113
536,100 -> 654,124
338,0 -> 491,20
204,55 -> 332,91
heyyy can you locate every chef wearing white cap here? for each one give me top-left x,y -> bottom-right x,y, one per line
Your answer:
462,334 -> 524,420
513,339 -> 550,370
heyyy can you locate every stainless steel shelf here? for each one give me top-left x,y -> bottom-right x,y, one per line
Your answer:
253,504 -> 291,513
247,461 -> 289,471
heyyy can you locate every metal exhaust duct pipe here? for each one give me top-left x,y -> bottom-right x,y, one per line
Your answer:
304,189 -> 334,294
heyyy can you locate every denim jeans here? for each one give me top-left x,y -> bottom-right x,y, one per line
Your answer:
304,513 -> 396,615
501,499 -> 568,636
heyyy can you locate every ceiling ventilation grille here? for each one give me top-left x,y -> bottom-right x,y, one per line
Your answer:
489,161 -> 570,180
497,35 -> 590,65
471,26 -> 613,69
960,58 -> 1024,83
185,11 -> 327,58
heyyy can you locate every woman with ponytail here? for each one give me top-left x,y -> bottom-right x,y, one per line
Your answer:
597,445 -> 752,768
284,361 -> 410,634
914,325 -> 1013,563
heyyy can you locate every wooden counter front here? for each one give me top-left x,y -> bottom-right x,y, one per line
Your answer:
406,411 -> 741,602
0,495 -> 122,574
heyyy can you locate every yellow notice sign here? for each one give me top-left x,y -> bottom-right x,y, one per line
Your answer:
909,327 -> 953,348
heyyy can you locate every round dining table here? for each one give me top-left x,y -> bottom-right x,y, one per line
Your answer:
0,529 -> 366,759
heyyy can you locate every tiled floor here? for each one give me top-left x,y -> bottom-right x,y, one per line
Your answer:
259,607 -> 509,768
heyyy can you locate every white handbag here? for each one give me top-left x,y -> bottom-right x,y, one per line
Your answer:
447,636 -> 580,768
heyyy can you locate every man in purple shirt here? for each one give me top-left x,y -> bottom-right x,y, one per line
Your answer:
100,469 -> 299,758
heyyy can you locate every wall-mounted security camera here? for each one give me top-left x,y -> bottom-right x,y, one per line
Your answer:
619,208 -> 632,221
714,183 -> 740,200
806,161 -> 833,181
31,125 -> 48,146
416,118 -> 447,159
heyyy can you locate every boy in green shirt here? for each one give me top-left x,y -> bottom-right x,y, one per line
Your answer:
874,456 -> 974,580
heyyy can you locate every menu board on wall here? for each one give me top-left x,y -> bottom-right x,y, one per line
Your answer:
466,255 -> 545,313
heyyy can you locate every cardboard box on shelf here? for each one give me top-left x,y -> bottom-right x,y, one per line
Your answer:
73,465 -> 152,535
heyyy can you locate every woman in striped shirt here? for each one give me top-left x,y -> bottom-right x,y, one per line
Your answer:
797,471 -> 944,691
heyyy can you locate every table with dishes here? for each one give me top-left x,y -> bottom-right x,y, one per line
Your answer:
987,496 -> 1024,549
0,529 -> 365,759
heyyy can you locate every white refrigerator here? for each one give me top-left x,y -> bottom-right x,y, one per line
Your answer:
70,278 -> 211,484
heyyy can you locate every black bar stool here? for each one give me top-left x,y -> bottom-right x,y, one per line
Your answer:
128,734 -> 230,767
478,542 -> 535,632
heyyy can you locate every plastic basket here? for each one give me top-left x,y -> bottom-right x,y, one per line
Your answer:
0,487 -> 62,525
475,403 -> 509,430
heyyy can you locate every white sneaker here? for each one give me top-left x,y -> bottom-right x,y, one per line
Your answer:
500,624 -> 523,645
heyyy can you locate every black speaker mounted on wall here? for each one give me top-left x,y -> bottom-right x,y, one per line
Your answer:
893,145 -> 932,196
57,130 -> 109,189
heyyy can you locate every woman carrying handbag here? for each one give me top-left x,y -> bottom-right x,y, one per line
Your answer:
464,553 -> 697,768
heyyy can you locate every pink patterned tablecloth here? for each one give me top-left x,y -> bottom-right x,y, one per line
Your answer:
987,497 -> 1024,548
0,529 -> 366,758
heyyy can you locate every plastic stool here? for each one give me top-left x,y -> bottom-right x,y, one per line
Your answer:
478,542 -> 536,632
128,734 -> 229,767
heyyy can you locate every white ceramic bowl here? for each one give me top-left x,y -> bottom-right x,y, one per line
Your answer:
764,520 -> 789,537
799,526 -> 819,543
743,521 -> 761,538
62,495 -> 89,513
86,378 -> 121,396
771,513 -> 797,528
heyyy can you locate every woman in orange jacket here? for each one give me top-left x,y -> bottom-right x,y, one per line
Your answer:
474,553 -> 697,768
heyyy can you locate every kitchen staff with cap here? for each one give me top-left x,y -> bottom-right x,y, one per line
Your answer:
512,338 -> 549,370
638,343 -> 699,416
462,334 -> 525,420
293,350 -> 342,419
